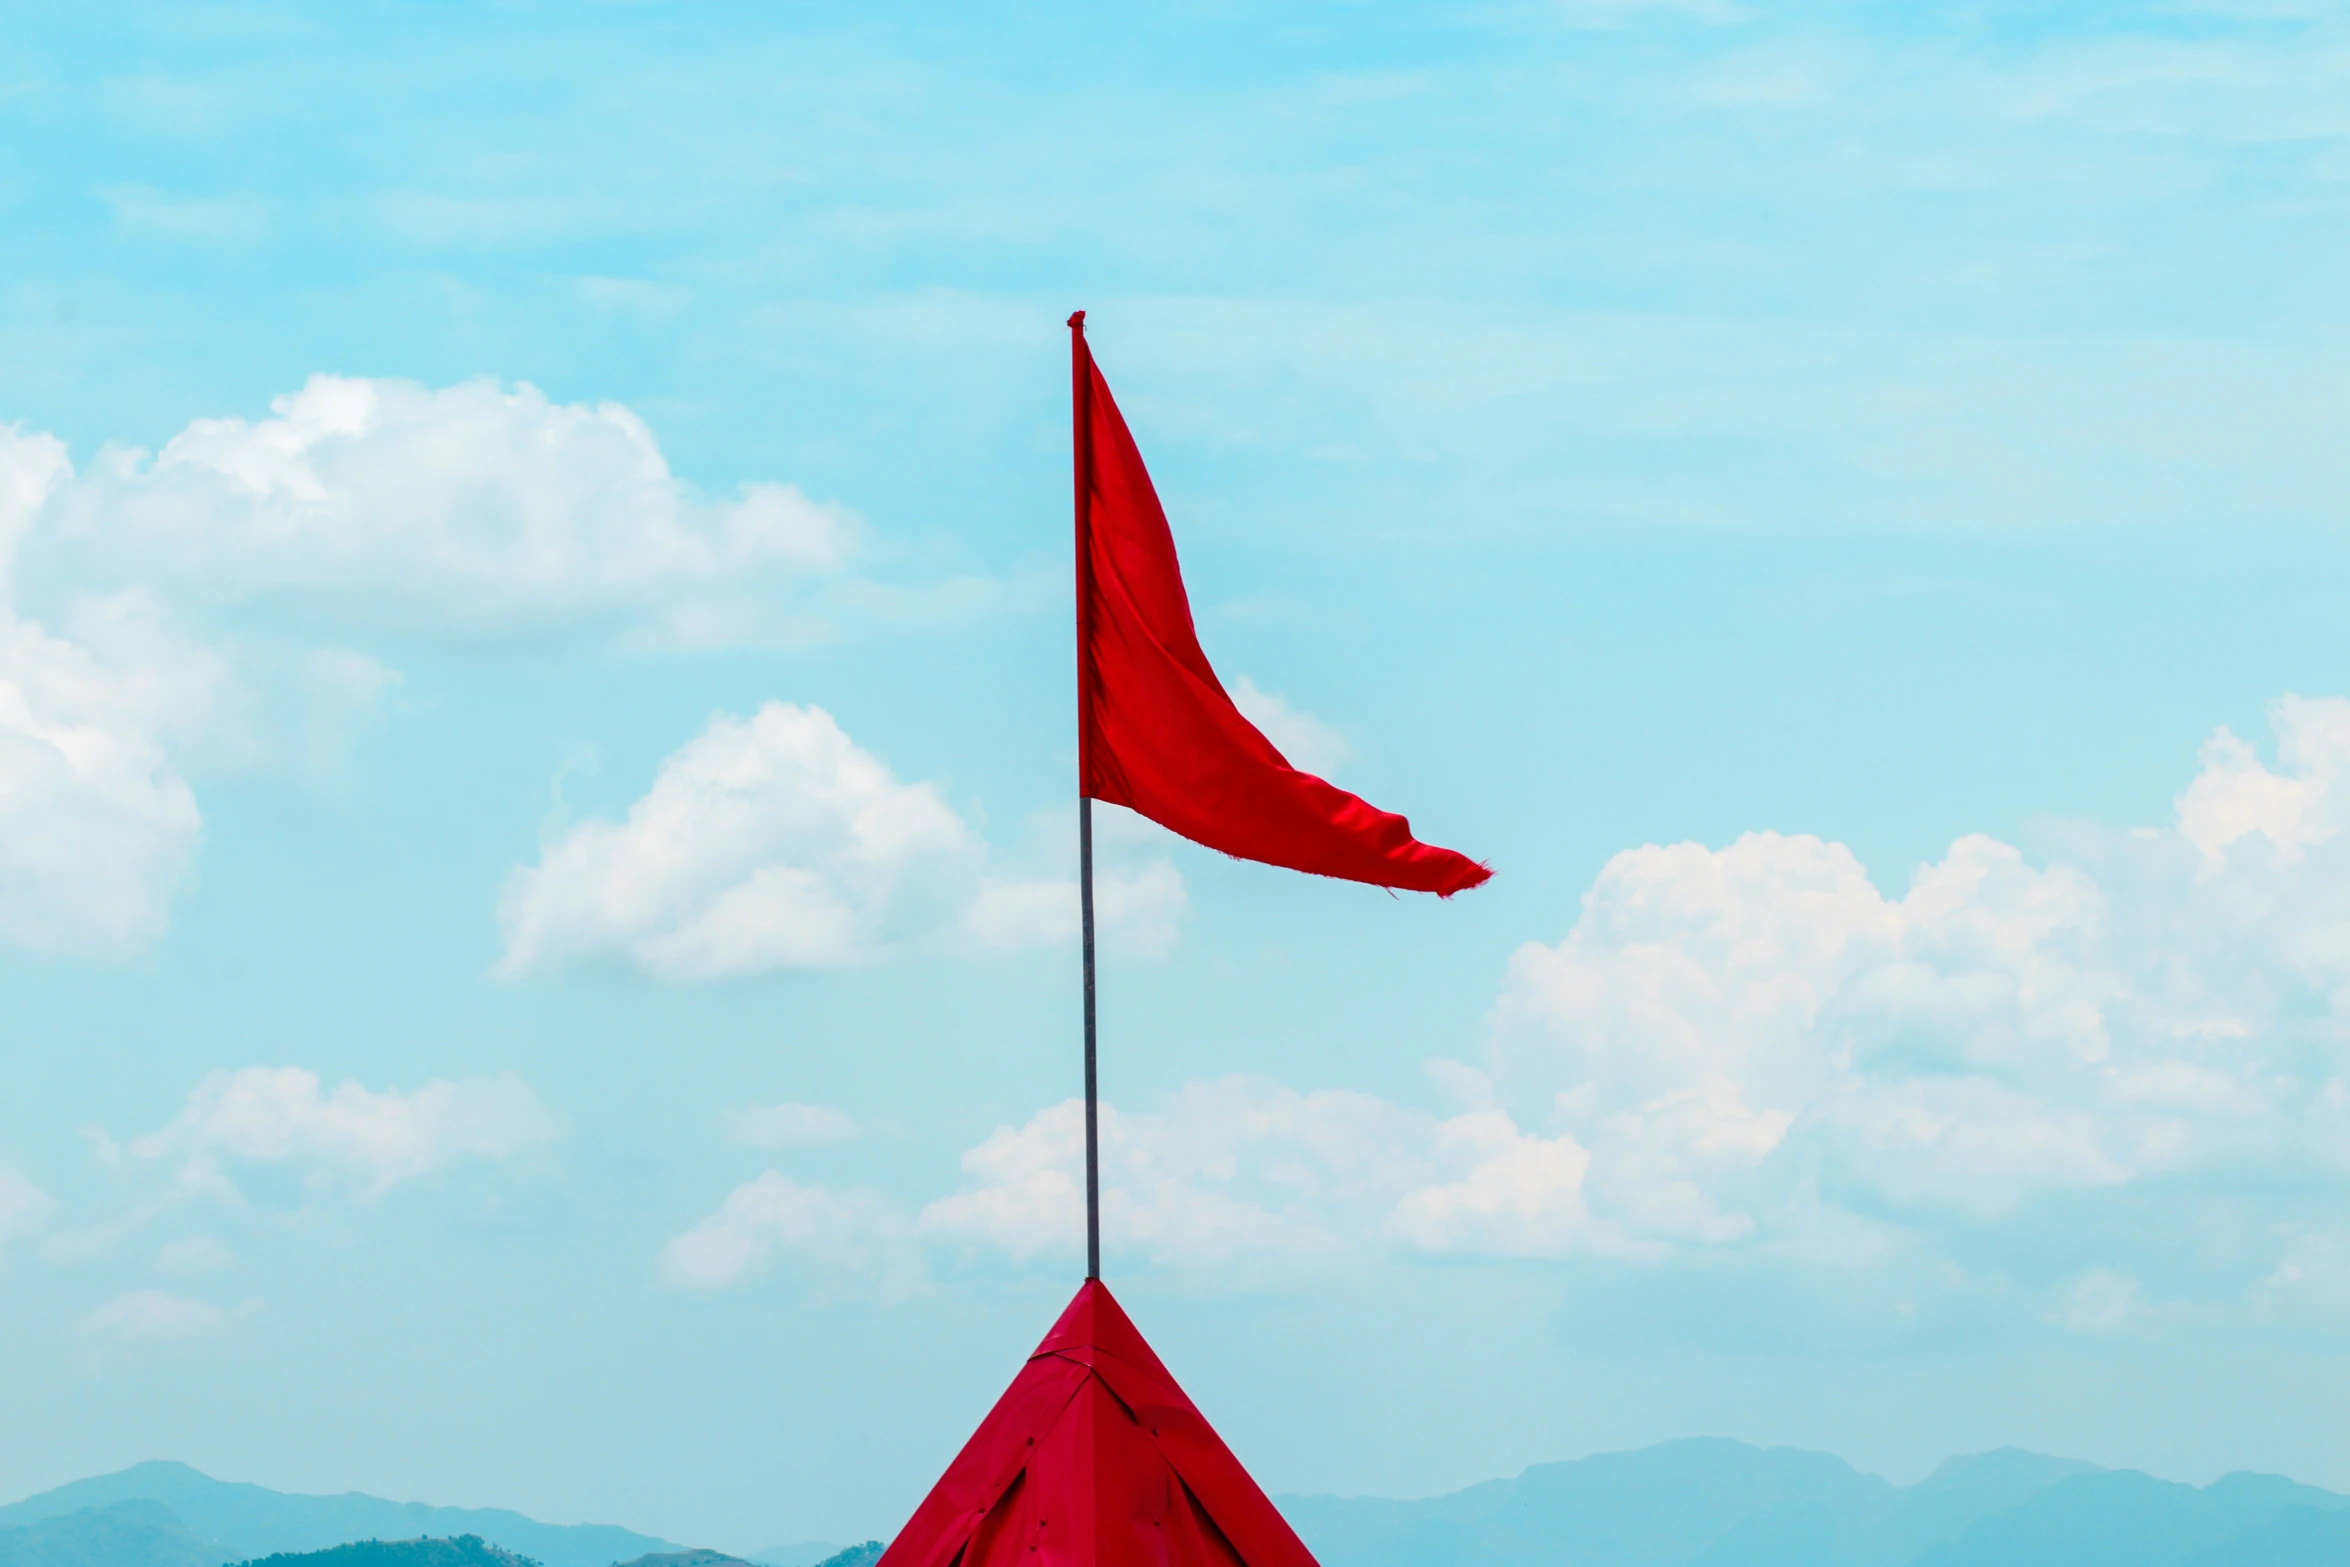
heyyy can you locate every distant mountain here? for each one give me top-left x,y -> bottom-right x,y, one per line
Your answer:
744,1544 -> 877,1567
1914,1467 -> 2350,1567
16,1443 -> 2350,1567
0,1466 -> 676,1567
2178,1501 -> 2350,1566
1277,1438 -> 2350,1567
807,1546 -> 879,1567
229,1538 -> 537,1567
0,1500 -> 224,1567
745,1545 -> 839,1567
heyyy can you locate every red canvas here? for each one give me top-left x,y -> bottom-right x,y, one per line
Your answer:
875,1280 -> 1322,1567
1070,312 -> 1490,898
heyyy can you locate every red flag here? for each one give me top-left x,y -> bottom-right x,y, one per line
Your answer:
875,1279 -> 1321,1567
1071,312 -> 1490,897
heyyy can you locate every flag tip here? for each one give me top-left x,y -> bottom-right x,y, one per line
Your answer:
1443,862 -> 1496,897
1068,309 -> 1086,330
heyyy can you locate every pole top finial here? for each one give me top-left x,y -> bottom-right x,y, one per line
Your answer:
1068,309 -> 1086,330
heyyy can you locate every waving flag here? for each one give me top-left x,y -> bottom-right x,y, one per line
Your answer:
876,316 -> 1485,1567
1070,312 -> 1490,897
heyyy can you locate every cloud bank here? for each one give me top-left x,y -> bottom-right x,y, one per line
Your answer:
83,1288 -> 228,1341
0,376 -> 910,955
125,1066 -> 561,1201
667,698 -> 2350,1342
0,1167 -> 55,1257
34,375 -> 861,649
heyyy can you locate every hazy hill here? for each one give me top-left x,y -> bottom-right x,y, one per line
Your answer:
805,1546 -> 879,1567
744,1545 -> 838,1567
14,1443 -> 2350,1567
229,1538 -> 537,1567
0,1467 -> 674,1567
0,1500 -> 223,1567
1913,1467 -> 2350,1567
1277,1438 -> 2349,1567
2178,1502 -> 2350,1566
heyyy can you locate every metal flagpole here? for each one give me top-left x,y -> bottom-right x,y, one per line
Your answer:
1071,310 -> 1102,1284
1080,797 -> 1101,1281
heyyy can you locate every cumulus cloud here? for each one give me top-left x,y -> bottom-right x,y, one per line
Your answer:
919,1082 -> 1434,1271
0,424 -> 70,583
913,1083 -> 1599,1272
962,860 -> 1188,958
503,703 -> 967,977
0,410 -> 405,956
0,583 -> 399,953
1487,824 -> 2145,1253
502,702 -> 1183,977
2,428 -> 206,953
0,1167 -> 55,1255
2174,700 -> 2346,864
1476,694 -> 2350,1325
669,1078 -> 1582,1293
33,375 -> 862,649
660,1171 -> 921,1301
1390,1111 -> 1593,1258
0,373 -> 942,956
84,1289 -> 226,1340
125,1066 -> 560,1200
666,696 -> 2350,1334
0,608 -> 202,952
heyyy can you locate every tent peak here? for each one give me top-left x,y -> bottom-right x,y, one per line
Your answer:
875,1281 -> 1319,1567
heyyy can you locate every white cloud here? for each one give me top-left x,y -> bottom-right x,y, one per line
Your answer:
0,1168 -> 55,1254
5,427 -> 204,956
0,372 -> 983,956
661,1172 -> 921,1301
2175,698 -> 2349,864
36,375 -> 861,649
921,1080 -> 1446,1274
84,1289 -> 226,1340
503,702 -> 1184,977
0,586 -> 396,956
722,1102 -> 858,1149
127,1066 -> 560,1200
1227,676 -> 1354,778
1389,1110 -> 1592,1258
503,702 -> 969,977
43,587 -> 398,785
1479,694 -> 2350,1317
0,418 -> 400,956
961,860 -> 1188,958
2049,1267 -> 2142,1335
670,1078 -> 1588,1295
670,695 -> 2350,1333
0,424 -> 71,584
0,608 -> 202,953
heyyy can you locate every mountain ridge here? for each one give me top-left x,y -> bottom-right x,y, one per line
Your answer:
11,1441 -> 2349,1567
0,1466 -> 674,1567
1274,1438 -> 2348,1567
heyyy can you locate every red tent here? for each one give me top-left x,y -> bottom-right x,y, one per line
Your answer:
875,1281 -> 1322,1567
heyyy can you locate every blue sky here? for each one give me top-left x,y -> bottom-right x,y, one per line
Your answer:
6,0 -> 2350,1552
